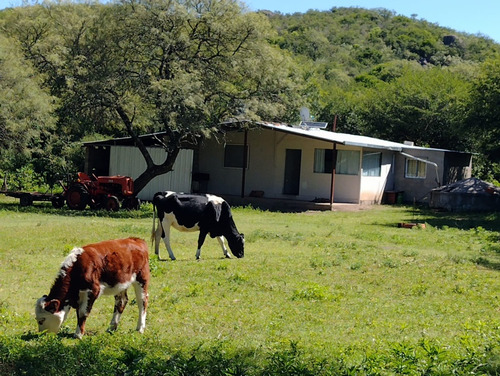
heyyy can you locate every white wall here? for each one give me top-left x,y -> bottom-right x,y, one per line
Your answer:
109,146 -> 193,201
359,152 -> 393,204
198,128 -> 385,203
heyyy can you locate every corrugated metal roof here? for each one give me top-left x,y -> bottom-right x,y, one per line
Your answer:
83,120 -> 458,153
257,122 -> 453,152
82,131 -> 196,148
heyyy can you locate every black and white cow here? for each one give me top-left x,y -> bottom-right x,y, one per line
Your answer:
152,191 -> 244,260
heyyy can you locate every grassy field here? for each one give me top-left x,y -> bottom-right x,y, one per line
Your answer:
0,196 -> 499,375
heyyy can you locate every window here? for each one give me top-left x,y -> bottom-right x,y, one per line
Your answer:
362,152 -> 381,177
314,149 -> 333,173
405,159 -> 427,178
314,149 -> 360,175
224,145 -> 248,168
336,150 -> 360,175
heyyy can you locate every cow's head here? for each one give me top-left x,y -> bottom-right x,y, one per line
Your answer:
229,233 -> 245,258
35,296 -> 68,333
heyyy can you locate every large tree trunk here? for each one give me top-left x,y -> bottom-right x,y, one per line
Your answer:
115,104 -> 181,195
132,147 -> 180,194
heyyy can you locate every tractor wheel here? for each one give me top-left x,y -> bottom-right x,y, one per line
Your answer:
20,193 -> 33,207
122,197 -> 141,210
51,195 -> 65,209
66,184 -> 89,210
89,195 -> 105,210
105,196 -> 120,211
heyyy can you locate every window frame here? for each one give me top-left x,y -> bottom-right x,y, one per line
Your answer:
313,148 -> 334,174
313,148 -> 360,176
362,151 -> 382,177
224,144 -> 249,169
405,158 -> 427,179
336,150 -> 360,176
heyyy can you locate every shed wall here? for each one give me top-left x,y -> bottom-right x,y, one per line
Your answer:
393,149 -> 444,203
109,146 -> 193,201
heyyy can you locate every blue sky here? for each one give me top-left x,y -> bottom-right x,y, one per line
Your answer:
245,0 -> 500,42
1,0 -> 499,43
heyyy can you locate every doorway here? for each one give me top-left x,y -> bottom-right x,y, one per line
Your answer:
283,149 -> 301,195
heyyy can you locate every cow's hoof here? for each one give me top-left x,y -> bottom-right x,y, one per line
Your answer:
225,254 -> 231,259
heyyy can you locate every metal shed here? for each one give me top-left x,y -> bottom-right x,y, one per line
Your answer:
84,136 -> 194,201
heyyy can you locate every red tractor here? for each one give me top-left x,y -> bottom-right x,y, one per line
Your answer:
52,172 -> 140,211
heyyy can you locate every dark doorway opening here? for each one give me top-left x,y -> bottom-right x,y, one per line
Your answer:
283,149 -> 301,195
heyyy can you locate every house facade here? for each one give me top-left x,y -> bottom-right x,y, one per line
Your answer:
195,122 -> 472,205
84,122 -> 472,206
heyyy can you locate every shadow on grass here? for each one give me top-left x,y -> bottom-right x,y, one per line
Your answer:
405,206 -> 500,232
0,199 -> 152,219
20,331 -> 76,342
20,332 -> 43,341
474,256 -> 500,271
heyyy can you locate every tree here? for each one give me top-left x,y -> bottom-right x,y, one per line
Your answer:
0,33 -> 57,177
10,0 -> 300,194
352,64 -> 472,150
468,57 -> 500,182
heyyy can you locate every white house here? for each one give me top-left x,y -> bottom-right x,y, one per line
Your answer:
196,122 -> 471,205
83,121 -> 472,208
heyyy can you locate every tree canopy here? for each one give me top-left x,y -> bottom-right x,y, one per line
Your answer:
1,2 -> 500,188
2,0 -> 300,192
0,32 -> 58,182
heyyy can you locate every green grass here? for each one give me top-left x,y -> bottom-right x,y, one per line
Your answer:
0,196 -> 499,375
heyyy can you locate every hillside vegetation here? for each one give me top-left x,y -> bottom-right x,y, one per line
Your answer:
267,7 -> 499,72
1,1 -> 500,186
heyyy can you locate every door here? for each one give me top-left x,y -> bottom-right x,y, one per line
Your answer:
283,149 -> 301,195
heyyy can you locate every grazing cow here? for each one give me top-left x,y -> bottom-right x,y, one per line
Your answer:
152,191 -> 244,260
35,237 -> 150,338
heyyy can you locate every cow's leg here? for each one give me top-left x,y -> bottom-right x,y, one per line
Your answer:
108,290 -> 128,332
196,231 -> 208,259
133,280 -> 148,333
75,289 -> 97,339
161,223 -> 176,261
217,236 -> 231,258
153,219 -> 163,257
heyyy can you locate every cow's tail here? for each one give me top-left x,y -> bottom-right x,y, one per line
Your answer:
151,202 -> 157,245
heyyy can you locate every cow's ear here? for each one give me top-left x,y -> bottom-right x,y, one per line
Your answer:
45,299 -> 60,313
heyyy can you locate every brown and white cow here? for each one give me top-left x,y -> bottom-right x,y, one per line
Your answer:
152,191 -> 244,260
35,237 -> 150,338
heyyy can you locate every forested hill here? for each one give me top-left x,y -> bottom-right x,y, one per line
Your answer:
259,7 -> 500,182
263,7 -> 500,74
1,3 -> 499,187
